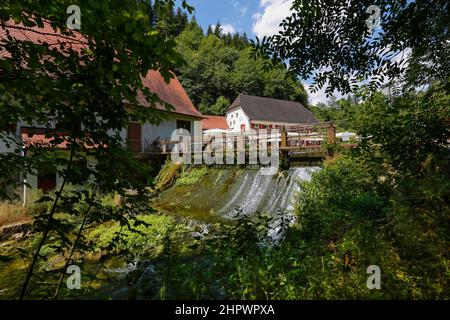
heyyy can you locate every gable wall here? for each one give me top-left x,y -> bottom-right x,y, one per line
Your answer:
225,107 -> 250,132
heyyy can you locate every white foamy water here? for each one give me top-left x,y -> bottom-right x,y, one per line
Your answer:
221,167 -> 319,217
218,167 -> 319,241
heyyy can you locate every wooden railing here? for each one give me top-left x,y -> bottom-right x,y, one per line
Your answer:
137,122 -> 340,160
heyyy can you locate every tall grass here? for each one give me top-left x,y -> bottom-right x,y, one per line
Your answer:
0,202 -> 29,227
0,188 -> 45,227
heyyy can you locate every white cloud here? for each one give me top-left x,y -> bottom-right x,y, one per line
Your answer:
231,1 -> 248,16
304,83 -> 345,106
252,0 -> 293,38
222,24 -> 237,35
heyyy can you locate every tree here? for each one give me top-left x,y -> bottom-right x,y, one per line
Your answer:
206,25 -> 213,36
213,22 -> 222,38
256,0 -> 449,95
355,83 -> 450,175
145,0 -> 158,27
175,29 -> 310,115
0,0 -> 193,299
209,96 -> 231,116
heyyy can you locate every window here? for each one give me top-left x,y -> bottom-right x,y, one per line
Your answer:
176,120 -> 191,133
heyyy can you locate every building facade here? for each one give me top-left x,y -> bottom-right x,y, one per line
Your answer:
0,21 -> 203,194
226,94 -> 319,131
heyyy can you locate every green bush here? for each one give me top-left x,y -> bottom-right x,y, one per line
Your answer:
86,214 -> 189,260
161,154 -> 449,300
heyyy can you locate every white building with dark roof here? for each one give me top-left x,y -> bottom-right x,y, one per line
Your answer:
226,94 -> 319,132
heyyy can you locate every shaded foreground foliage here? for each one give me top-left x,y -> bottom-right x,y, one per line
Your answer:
139,83 -> 449,300
2,82 -> 448,299
0,0 -> 192,299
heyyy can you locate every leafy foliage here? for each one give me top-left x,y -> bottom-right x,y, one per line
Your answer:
137,83 -> 450,300
174,19 -> 309,114
256,0 -> 449,94
175,167 -> 208,186
355,83 -> 450,175
0,0 -> 192,299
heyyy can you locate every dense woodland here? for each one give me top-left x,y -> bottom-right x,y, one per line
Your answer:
148,2 -> 309,115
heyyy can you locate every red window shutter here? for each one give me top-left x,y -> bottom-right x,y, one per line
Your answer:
127,123 -> 142,154
38,167 -> 56,192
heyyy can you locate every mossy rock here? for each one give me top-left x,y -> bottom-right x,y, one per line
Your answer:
175,167 -> 208,187
154,162 -> 183,191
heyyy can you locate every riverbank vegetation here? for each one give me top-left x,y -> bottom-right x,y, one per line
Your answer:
142,82 -> 449,299
1,82 -> 449,299
1,0 -> 449,300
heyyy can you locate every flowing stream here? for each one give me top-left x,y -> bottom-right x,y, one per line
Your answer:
113,166 -> 321,298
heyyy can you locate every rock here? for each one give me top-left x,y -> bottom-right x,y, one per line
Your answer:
0,222 -> 32,241
11,232 -> 26,240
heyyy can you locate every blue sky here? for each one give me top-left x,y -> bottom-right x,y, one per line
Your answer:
186,0 -> 259,37
178,0 -> 345,105
182,0 -> 293,40
176,1 -> 413,105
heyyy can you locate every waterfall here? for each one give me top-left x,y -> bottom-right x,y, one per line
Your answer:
156,166 -> 320,233
220,167 -> 319,217
112,166 -> 322,296
218,167 -> 319,241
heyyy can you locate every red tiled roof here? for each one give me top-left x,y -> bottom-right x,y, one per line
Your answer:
0,20 -> 88,58
21,133 -> 101,149
140,70 -> 203,118
0,20 -> 203,118
22,133 -> 69,149
202,115 -> 229,130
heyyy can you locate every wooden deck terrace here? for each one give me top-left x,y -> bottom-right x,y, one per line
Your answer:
132,122 -> 358,165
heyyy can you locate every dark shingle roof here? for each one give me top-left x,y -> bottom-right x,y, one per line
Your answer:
229,94 -> 319,124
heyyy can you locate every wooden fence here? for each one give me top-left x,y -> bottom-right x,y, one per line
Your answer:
136,122 -> 345,165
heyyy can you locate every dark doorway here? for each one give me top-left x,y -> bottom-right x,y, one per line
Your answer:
127,123 -> 142,154
176,120 -> 191,133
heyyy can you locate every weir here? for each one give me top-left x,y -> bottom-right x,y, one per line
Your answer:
156,167 -> 320,223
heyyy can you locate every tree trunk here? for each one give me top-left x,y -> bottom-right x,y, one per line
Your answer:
19,143 -> 76,300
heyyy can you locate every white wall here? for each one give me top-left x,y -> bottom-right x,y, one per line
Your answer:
141,114 -> 202,151
11,114 -> 203,197
192,120 -> 202,138
0,122 -> 22,154
24,157 -> 98,202
0,135 -> 16,154
226,107 -> 250,132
